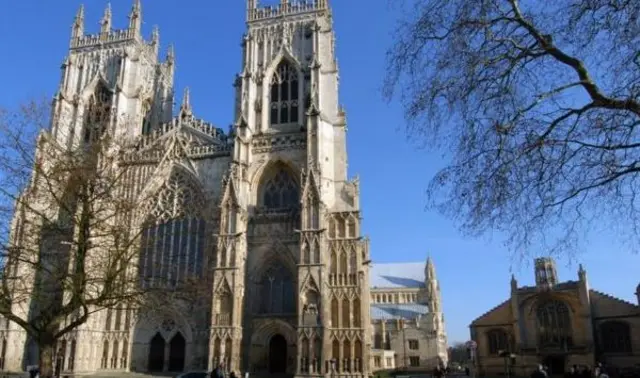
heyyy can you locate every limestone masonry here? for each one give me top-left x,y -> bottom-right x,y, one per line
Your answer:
0,1 -> 447,376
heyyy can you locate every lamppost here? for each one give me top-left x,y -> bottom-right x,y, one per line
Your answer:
465,340 -> 477,378
498,350 -> 517,378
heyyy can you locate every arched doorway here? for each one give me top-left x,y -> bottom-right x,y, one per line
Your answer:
543,355 -> 566,376
169,332 -> 186,372
148,333 -> 165,372
269,334 -> 287,374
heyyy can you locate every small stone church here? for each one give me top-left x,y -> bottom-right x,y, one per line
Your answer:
0,1 -> 448,377
470,257 -> 640,376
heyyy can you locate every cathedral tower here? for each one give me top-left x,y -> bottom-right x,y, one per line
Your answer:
51,1 -> 174,152
422,257 -> 447,365
2,1 -> 370,375
210,1 -> 370,377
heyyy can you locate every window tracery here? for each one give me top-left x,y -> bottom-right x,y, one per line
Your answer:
84,84 -> 111,143
536,300 -> 573,348
258,261 -> 295,314
139,170 -> 206,288
270,60 -> 299,126
260,168 -> 299,209
600,321 -> 632,353
486,329 -> 509,355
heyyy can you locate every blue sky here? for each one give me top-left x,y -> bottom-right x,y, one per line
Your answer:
1,1 -> 639,344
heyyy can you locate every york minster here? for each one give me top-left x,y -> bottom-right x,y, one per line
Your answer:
0,1 -> 448,376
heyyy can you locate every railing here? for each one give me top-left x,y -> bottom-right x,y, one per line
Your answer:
249,0 -> 328,21
300,358 -> 322,374
329,273 -> 358,286
323,358 -> 363,374
214,314 -> 231,326
71,29 -> 136,48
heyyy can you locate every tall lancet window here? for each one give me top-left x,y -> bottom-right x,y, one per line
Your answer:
270,60 -> 299,126
84,84 -> 112,144
259,261 -> 295,314
139,170 -> 206,288
141,101 -> 153,135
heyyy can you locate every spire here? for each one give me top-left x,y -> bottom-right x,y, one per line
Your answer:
151,25 -> 160,56
128,0 -> 142,35
424,256 -> 441,313
510,274 -> 518,292
100,3 -> 112,34
179,87 -> 192,118
426,255 -> 436,280
578,263 -> 587,281
151,25 -> 159,45
247,0 -> 257,21
166,44 -> 175,65
71,4 -> 85,39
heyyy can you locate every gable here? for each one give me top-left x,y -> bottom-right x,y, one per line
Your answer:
590,290 -> 640,319
127,118 -> 230,163
471,300 -> 512,327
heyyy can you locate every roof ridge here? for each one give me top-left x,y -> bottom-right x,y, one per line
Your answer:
470,299 -> 510,325
590,289 -> 638,308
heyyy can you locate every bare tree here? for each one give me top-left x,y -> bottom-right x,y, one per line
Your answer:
447,342 -> 469,366
384,0 -> 640,255
0,99 -> 204,378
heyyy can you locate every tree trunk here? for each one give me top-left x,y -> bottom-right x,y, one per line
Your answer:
38,342 -> 55,378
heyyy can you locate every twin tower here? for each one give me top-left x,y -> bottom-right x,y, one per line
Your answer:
19,0 -> 373,377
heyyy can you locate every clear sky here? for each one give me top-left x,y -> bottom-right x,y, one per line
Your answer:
1,0 -> 639,344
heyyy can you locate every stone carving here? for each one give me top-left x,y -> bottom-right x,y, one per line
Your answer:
161,319 -> 177,333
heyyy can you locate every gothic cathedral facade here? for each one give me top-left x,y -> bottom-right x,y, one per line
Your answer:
1,1 -> 451,376
3,1 -> 373,377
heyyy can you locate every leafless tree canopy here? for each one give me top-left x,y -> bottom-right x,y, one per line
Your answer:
384,0 -> 640,255
0,99 -> 207,376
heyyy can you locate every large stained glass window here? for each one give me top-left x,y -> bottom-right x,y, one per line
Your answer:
139,170 -> 206,288
536,300 -> 573,348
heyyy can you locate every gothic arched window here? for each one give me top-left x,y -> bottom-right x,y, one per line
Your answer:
600,321 -> 632,353
259,167 -> 299,209
139,170 -> 206,288
270,60 -> 299,126
141,101 -> 152,135
486,329 -> 509,355
536,300 -> 573,348
84,84 -> 112,143
259,261 -> 295,314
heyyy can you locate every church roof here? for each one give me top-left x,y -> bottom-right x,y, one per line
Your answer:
369,262 -> 425,289
370,303 -> 431,320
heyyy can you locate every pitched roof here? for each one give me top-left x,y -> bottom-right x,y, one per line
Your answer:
470,300 -> 510,326
590,289 -> 639,308
369,262 -> 425,289
370,303 -> 430,320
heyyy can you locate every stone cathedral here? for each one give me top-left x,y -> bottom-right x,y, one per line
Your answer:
0,1 -> 448,376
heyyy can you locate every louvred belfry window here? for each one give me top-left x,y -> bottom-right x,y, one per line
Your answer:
270,60 -> 299,126
84,84 -> 112,143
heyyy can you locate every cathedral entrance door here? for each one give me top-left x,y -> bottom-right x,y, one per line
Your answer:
268,334 -> 287,374
148,333 -> 165,372
543,355 -> 566,376
169,332 -> 186,372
